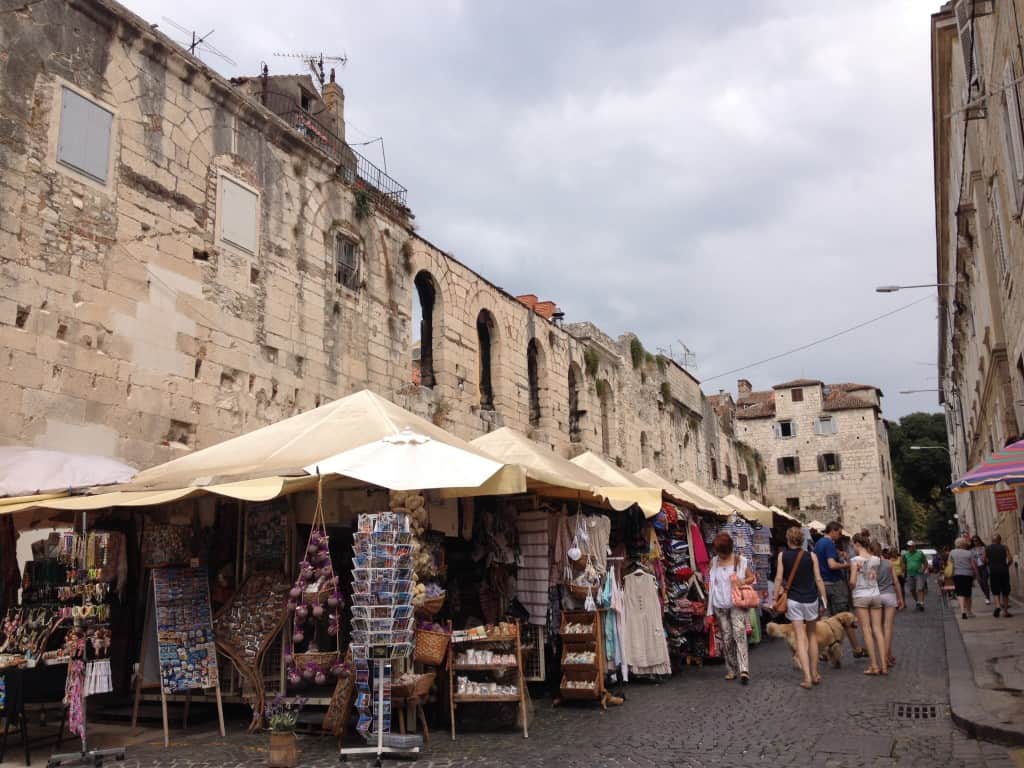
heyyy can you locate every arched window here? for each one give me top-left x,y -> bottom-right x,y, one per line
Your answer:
527,338 -> 543,427
597,379 -> 613,455
640,431 -> 651,468
412,271 -> 437,388
477,310 -> 497,410
568,362 -> 583,442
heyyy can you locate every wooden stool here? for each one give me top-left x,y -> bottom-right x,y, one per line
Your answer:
393,671 -> 434,746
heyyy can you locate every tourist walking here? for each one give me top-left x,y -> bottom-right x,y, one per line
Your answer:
850,534 -> 887,675
775,526 -> 828,689
890,546 -> 906,601
873,542 -> 903,668
706,532 -> 755,684
903,540 -> 929,611
986,534 -> 1014,618
949,537 -> 979,620
813,521 -> 867,658
971,535 -> 991,605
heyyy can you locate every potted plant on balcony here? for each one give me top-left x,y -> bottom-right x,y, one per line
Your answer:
266,694 -> 306,767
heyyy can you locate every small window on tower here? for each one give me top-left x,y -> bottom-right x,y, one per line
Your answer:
335,235 -> 360,289
791,388 -> 804,402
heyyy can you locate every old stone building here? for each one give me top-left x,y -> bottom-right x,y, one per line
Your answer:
932,0 -> 1024,560
716,379 -> 898,543
0,0 -> 762,501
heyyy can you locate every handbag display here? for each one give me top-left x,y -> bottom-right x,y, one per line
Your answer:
771,550 -> 805,614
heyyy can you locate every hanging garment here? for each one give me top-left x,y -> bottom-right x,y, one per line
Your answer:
581,514 -> 611,575
690,522 -> 710,576
64,660 -> 86,740
621,570 -> 671,676
608,566 -> 630,681
549,505 -> 571,586
516,509 -> 549,626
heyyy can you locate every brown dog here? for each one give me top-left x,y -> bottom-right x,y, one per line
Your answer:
766,611 -> 856,668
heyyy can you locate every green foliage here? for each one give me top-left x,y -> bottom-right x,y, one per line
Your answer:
354,188 -> 372,220
645,351 -> 656,367
630,338 -> 645,369
655,354 -> 668,375
888,411 -> 956,548
595,379 -> 611,400
584,348 -> 600,379
660,381 -> 672,403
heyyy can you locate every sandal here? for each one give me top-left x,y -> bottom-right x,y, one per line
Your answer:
724,673 -> 736,681
863,668 -> 881,676
853,649 -> 869,659
812,675 -> 822,685
800,681 -> 813,689
740,672 -> 750,685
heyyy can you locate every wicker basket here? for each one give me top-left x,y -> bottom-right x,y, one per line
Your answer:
292,651 -> 341,678
414,593 -> 446,618
567,583 -> 598,601
413,628 -> 450,666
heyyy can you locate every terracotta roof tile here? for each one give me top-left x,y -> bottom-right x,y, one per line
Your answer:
736,390 -> 775,419
829,382 -> 876,393
772,378 -> 823,389
822,391 -> 876,412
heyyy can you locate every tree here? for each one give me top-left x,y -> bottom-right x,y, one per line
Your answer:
888,412 -> 957,548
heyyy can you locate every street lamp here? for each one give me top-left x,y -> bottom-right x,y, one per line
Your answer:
910,445 -> 950,453
899,389 -> 940,394
875,283 -> 953,292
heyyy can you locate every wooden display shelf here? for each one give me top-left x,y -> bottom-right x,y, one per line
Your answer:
452,693 -> 521,703
453,664 -> 517,671
555,610 -> 614,711
448,623 -> 528,740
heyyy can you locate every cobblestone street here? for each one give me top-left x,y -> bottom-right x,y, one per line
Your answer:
107,594 -> 1016,768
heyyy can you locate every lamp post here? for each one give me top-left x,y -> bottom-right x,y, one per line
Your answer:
910,445 -> 951,453
875,283 -> 953,292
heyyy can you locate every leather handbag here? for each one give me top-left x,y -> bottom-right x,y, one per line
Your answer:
772,549 -> 805,614
730,557 -> 760,609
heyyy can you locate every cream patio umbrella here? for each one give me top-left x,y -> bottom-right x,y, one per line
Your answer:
568,451 -> 663,518
123,389 -> 524,495
456,427 -> 645,511
632,467 -> 706,512
306,428 -> 510,492
676,481 -> 734,517
723,494 -> 770,526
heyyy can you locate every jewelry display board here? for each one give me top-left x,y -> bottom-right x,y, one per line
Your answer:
213,572 -> 290,732
244,500 -> 288,574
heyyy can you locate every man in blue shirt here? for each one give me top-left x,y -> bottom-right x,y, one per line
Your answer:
813,521 -> 867,658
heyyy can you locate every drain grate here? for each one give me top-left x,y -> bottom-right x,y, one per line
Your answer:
890,702 -> 944,720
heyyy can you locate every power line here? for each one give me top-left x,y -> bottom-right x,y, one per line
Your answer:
701,295 -> 935,384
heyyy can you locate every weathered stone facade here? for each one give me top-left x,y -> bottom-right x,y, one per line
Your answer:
932,0 -> 1024,566
718,379 -> 898,543
0,0 -> 762,500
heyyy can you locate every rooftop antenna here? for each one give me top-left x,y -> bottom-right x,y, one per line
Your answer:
161,17 -> 236,66
676,340 -> 698,371
273,52 -> 348,90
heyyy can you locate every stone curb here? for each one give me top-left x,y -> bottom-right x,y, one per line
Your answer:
944,605 -> 1024,746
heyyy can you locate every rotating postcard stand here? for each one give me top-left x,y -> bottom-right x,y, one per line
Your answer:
339,511 -> 419,767
47,512 -> 126,768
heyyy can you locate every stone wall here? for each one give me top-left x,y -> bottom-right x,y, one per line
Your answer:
0,0 -> 759,499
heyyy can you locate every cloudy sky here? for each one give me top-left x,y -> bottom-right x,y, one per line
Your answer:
125,0 -> 941,419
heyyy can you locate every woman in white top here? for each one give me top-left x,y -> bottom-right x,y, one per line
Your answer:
706,532 -> 756,684
849,533 -> 887,676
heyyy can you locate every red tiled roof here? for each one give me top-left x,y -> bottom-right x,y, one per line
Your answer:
829,382 -> 876,393
772,378 -> 823,389
736,390 -> 775,419
822,391 -> 876,412
516,294 -> 559,320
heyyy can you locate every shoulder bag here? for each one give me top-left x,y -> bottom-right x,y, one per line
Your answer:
772,549 -> 805,614
730,556 -> 760,609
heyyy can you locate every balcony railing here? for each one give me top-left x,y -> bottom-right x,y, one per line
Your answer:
259,90 -> 408,209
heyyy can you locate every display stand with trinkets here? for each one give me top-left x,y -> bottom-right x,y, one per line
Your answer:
447,621 -> 527,739
46,514 -> 126,768
339,508 -> 419,767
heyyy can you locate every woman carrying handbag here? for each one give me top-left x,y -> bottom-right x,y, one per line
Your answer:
773,527 -> 828,689
706,532 -> 756,684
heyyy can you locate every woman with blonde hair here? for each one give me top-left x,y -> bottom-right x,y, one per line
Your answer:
871,541 -> 903,668
850,533 -> 887,675
774,526 -> 828,689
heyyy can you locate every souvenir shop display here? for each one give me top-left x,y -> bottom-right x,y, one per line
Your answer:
701,515 -> 765,646
447,620 -> 527,739
244,499 -> 288,573
141,521 -> 192,569
134,566 -> 225,747
656,508 -> 708,666
621,565 -> 672,676
554,609 -> 609,710
283,484 -> 345,693
339,501 -> 421,764
213,572 -> 292,732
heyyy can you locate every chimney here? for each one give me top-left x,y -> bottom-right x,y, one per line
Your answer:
322,68 -> 345,142
737,379 -> 752,397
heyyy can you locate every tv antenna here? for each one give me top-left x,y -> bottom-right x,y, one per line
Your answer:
676,340 -> 698,371
161,17 -> 236,66
273,52 -> 348,89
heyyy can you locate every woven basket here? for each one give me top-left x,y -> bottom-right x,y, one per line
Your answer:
569,554 -> 589,573
293,651 -> 340,674
413,628 -> 450,666
414,594 -> 445,618
567,583 -> 597,601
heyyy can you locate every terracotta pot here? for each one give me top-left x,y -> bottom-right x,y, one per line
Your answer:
268,731 -> 298,768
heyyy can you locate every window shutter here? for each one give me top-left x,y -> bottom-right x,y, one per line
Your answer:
955,0 -> 981,93
220,176 -> 258,253
835,454 -> 842,471
777,458 -> 784,475
791,422 -> 796,437
794,456 -> 801,473
773,423 -> 780,438
817,454 -> 825,472
992,181 -> 1010,278
1005,62 -> 1024,208
57,88 -> 113,183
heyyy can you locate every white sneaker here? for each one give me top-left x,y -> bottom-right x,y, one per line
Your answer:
985,599 -> 991,605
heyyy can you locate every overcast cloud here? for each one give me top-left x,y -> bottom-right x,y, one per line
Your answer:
123,0 -> 941,419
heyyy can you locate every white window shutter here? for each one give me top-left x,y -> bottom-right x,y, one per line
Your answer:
220,177 -> 258,253
955,1 -> 981,93
57,88 -> 113,183
1005,62 -> 1024,190
992,180 -> 1010,278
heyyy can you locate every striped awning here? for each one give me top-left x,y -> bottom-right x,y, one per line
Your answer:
952,438 -> 1024,492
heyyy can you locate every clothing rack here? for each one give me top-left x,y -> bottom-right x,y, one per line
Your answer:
47,512 -> 126,768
